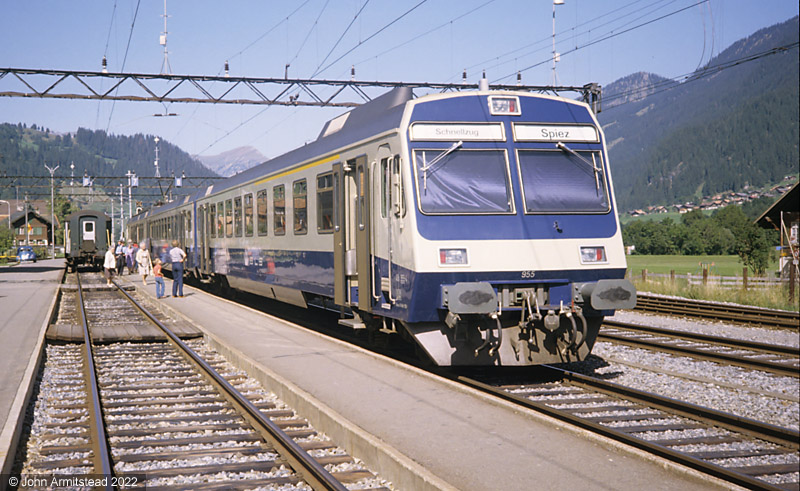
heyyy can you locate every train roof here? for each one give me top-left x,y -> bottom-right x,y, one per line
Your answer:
208,86 -> 412,196
65,209 -> 110,221
132,88 -> 594,222
132,87 -> 413,222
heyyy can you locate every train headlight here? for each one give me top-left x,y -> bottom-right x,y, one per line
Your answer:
439,248 -> 468,266
579,246 -> 607,264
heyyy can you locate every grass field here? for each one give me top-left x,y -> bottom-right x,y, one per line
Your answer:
619,211 -> 710,226
625,254 -> 779,277
625,254 -> 796,311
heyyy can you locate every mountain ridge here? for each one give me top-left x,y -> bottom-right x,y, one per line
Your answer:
599,16 -> 799,212
197,146 -> 266,177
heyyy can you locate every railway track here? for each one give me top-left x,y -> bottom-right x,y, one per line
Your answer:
599,320 -> 800,378
458,367 -> 800,491
15,272 -> 388,490
635,293 -> 800,329
179,277 -> 800,489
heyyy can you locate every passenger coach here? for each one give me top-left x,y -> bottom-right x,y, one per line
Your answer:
65,210 -> 112,272
129,85 -> 636,366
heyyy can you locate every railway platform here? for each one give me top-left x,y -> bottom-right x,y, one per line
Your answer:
0,259 -> 64,476
137,277 -> 733,490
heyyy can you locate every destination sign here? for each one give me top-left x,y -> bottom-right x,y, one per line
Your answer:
410,123 -> 504,141
514,124 -> 599,143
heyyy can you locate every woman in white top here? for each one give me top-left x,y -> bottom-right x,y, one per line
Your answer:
104,246 -> 116,286
136,242 -> 153,286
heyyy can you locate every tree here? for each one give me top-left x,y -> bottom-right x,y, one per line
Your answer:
0,225 -> 13,253
713,205 -> 774,274
735,224 -> 773,275
51,192 -> 76,245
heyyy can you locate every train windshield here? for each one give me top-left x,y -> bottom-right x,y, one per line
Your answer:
413,149 -> 512,214
517,149 -> 610,213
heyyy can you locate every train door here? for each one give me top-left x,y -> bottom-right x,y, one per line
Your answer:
65,221 -> 72,256
80,218 -> 96,251
373,145 -> 394,307
197,204 -> 208,274
333,155 -> 372,310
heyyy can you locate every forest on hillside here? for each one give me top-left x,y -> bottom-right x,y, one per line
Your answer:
0,124 -> 217,201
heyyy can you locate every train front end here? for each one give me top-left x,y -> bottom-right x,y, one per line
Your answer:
396,91 -> 635,366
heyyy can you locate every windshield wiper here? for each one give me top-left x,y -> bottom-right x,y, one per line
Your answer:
556,141 -> 601,191
420,140 -> 462,190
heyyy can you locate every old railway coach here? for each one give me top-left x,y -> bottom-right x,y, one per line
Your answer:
128,87 -> 635,366
65,209 -> 112,272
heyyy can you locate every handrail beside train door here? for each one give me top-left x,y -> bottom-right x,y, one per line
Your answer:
354,155 -> 372,312
333,162 -> 346,306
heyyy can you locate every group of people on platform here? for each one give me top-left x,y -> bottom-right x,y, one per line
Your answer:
103,239 -> 186,299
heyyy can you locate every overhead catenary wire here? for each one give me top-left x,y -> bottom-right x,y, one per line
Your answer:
96,1 -> 119,127
102,0 -> 142,156
493,0 -> 707,83
313,0 -> 429,78
601,41 -> 800,111
311,0 -> 371,78
194,0 -> 428,154
172,1 -> 313,152
459,0 -> 678,82
289,0 -> 332,71
348,0 -> 496,75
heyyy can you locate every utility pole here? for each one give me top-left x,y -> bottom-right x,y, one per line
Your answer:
24,195 -> 29,246
160,0 -> 172,74
45,163 -> 59,258
119,184 -> 124,241
154,137 -> 161,178
552,0 -> 564,86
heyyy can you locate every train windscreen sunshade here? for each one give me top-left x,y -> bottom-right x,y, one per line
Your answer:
414,149 -> 512,214
517,149 -> 610,213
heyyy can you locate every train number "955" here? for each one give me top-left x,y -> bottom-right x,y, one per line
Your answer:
521,271 -> 536,279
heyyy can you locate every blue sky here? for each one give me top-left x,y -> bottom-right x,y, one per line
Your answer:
1,0 -> 797,168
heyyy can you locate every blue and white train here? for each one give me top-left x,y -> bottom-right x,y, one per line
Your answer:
128,85 -> 635,366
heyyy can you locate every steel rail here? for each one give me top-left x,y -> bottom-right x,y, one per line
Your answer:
112,283 -> 347,491
600,322 -> 799,378
457,368 -> 799,491
635,294 -> 800,329
598,332 -> 798,378
603,320 -> 799,356
597,332 -> 800,378
76,274 -> 115,489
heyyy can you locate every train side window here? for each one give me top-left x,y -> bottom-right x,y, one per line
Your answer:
234,196 -> 243,237
355,156 -> 367,230
257,190 -> 268,236
209,204 -> 216,238
293,179 -> 307,235
316,173 -> 333,233
225,199 -> 233,237
273,185 -> 286,236
244,193 -> 254,237
380,158 -> 389,218
217,201 -> 224,237
392,155 -> 406,217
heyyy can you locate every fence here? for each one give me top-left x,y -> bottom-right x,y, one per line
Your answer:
635,267 -> 798,300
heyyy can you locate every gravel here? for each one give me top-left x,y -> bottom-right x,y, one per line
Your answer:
585,311 -> 800,431
611,310 -> 799,348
